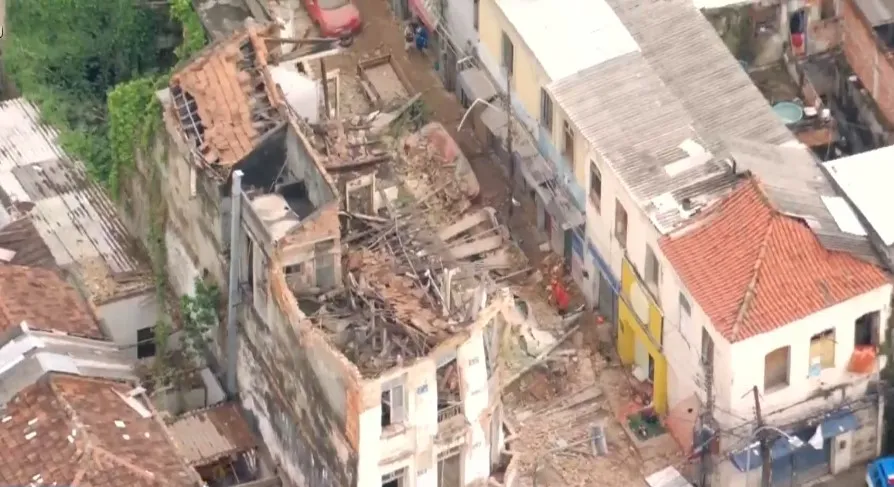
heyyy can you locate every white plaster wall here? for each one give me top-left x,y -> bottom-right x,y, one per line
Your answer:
458,330 -> 490,484
356,357 -> 437,487
724,284 -> 892,423
96,291 -> 159,360
445,0 -> 479,54
356,330 -> 492,487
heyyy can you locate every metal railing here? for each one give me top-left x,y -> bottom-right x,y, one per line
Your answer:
438,403 -> 462,422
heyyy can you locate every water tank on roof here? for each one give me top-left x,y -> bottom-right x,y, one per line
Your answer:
772,101 -> 804,125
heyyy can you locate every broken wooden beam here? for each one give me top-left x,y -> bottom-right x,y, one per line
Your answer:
438,209 -> 490,242
449,235 -> 503,260
324,154 -> 389,171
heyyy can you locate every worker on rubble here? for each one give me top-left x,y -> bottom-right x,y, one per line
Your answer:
404,20 -> 417,52
414,22 -> 429,53
550,276 -> 570,316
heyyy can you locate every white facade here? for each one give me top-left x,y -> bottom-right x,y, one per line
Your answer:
444,0 -> 479,54
356,330 -> 494,487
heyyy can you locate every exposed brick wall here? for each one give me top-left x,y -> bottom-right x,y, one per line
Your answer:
842,0 -> 894,125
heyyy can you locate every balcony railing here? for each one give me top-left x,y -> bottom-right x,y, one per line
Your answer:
437,404 -> 462,422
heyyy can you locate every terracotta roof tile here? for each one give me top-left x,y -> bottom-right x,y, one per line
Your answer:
660,177 -> 889,342
0,374 -> 198,487
0,265 -> 103,339
169,24 -> 280,169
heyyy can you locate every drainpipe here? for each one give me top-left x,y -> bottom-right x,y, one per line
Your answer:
226,169 -> 244,396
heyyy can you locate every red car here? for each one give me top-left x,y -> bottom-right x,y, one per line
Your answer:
305,0 -> 362,38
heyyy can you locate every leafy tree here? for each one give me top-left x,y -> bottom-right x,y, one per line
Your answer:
4,0 -> 175,182
179,278 -> 221,364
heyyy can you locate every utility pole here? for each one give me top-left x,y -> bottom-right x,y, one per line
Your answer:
225,170 -> 244,396
505,71 -> 514,221
753,386 -> 772,487
320,58 -> 330,120
698,356 -> 715,486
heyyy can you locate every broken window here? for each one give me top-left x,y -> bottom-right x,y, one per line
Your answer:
136,327 -> 156,359
700,327 -> 713,367
855,311 -> 880,346
589,161 -> 602,213
764,346 -> 790,392
614,200 -> 628,248
436,353 -> 462,422
540,88 -> 553,132
809,329 -> 835,372
645,245 -> 660,297
381,378 -> 406,428
501,32 -> 514,75
382,468 -> 407,487
562,120 -> 574,162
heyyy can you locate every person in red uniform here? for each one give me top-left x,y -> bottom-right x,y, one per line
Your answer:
550,277 -> 570,316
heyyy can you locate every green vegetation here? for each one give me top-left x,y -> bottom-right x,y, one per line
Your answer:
5,0 -> 207,193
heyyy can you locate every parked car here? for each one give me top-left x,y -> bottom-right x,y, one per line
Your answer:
867,457 -> 894,486
304,0 -> 362,39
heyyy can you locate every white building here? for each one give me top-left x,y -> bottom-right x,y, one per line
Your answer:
476,0 -> 892,484
660,175 -> 890,486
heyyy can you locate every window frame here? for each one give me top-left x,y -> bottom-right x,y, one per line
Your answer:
473,0 -> 480,31
381,378 -> 407,428
679,293 -> 691,332
540,88 -> 553,132
501,32 -> 514,75
562,120 -> 574,161
614,199 -> 628,248
764,346 -> 791,392
809,329 -> 836,371
136,326 -> 156,359
645,245 -> 661,295
700,327 -> 713,366
589,161 -> 602,213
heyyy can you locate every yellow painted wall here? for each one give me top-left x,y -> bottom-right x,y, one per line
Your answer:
617,258 -> 668,414
477,0 -> 552,129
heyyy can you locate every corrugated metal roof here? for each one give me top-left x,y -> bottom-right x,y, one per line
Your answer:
496,0 -> 639,81
0,98 -> 151,304
824,145 -> 894,246
548,52 -> 740,232
607,0 -> 794,150
168,402 -> 257,466
725,138 -> 878,263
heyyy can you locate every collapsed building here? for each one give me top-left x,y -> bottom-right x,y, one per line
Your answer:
129,20 -> 545,487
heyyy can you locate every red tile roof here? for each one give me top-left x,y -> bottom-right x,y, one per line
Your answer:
0,265 -> 104,339
169,24 -> 280,169
660,177 -> 889,342
0,374 -> 198,487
